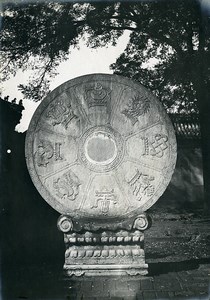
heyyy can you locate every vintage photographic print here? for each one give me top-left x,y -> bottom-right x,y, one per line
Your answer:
0,0 -> 210,299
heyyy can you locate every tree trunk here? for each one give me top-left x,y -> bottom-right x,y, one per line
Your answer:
197,8 -> 210,213
198,91 -> 210,213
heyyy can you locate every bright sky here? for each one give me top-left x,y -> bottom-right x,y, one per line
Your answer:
1,31 -> 130,132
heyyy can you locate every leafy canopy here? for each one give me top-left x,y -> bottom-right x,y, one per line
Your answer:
1,2 -> 87,100
1,1 -> 209,111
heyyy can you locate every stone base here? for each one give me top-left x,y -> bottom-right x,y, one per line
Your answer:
58,214 -> 149,277
63,231 -> 148,277
64,263 -> 148,277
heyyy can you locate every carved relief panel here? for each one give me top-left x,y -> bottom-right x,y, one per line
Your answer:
25,74 -> 177,228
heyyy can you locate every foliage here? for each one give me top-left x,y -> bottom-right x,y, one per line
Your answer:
109,1 -> 210,113
0,2 -> 87,100
0,1 -> 210,110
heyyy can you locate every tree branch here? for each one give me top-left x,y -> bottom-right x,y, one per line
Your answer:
35,58 -> 53,89
101,24 -> 138,32
186,21 -> 194,54
0,57 -> 13,72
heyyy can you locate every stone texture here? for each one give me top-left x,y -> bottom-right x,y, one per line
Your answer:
25,74 -> 177,227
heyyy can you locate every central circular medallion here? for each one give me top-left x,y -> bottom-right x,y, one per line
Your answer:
85,131 -> 117,165
79,126 -> 124,172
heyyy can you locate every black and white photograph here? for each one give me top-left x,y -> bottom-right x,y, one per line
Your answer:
0,0 -> 210,299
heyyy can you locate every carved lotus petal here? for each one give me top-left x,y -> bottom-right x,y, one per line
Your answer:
124,249 -> 132,256
93,250 -> 101,257
101,237 -> 108,243
132,236 -> 140,242
65,250 -> 70,258
117,237 -> 124,242
70,250 -> 78,258
78,250 -> 86,258
77,237 -> 85,243
109,250 -> 116,257
124,236 -> 131,242
86,250 -> 94,257
101,250 -> 109,257
132,249 -> 140,256
69,237 -> 76,243
85,237 -> 92,243
117,249 -> 124,256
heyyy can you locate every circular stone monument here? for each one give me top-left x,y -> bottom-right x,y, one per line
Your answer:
25,74 -> 177,227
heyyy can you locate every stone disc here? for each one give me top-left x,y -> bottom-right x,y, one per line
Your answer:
25,74 -> 177,224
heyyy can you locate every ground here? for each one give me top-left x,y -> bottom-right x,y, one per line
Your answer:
2,208 -> 210,300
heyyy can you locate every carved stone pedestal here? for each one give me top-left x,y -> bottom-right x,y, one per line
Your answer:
58,214 -> 149,276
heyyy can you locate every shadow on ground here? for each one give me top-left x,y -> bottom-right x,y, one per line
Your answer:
149,257 -> 210,275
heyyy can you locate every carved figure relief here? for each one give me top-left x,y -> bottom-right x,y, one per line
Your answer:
53,170 -> 81,201
142,134 -> 168,158
35,140 -> 62,167
85,82 -> 111,108
47,100 -> 78,129
122,94 -> 150,125
92,188 -> 117,215
126,169 -> 155,201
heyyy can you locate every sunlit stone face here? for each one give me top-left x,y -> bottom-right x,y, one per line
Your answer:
79,126 -> 124,173
25,74 -> 177,223
84,131 -> 117,165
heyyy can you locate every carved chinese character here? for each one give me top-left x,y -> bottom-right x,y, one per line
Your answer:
54,142 -> 62,161
85,82 -> 111,108
122,94 -> 150,125
47,100 -> 78,129
92,188 -> 117,215
126,169 -> 155,201
35,140 -> 63,167
142,134 -> 168,158
53,170 -> 81,201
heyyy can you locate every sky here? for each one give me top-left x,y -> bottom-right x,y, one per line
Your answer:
1,31 -> 131,132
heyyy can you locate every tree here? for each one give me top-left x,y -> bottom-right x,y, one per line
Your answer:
0,2 -> 126,100
0,2 -> 87,100
104,1 -> 210,210
1,1 -> 210,209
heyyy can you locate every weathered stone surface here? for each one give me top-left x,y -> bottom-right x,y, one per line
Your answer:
57,214 -> 148,276
25,74 -> 177,227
